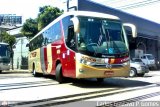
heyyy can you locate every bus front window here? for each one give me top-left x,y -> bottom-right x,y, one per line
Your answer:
77,17 -> 128,58
0,45 -> 10,57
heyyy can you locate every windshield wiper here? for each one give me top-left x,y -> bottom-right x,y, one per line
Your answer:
101,24 -> 109,54
105,29 -> 123,54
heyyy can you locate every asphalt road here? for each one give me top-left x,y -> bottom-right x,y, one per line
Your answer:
0,70 -> 160,107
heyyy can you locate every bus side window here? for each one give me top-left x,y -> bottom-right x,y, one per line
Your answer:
29,41 -> 34,51
62,16 -> 74,42
29,44 -> 31,51
67,25 -> 75,50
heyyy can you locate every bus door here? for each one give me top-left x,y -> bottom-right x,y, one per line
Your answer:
40,45 -> 48,74
64,25 -> 76,77
40,35 -> 51,74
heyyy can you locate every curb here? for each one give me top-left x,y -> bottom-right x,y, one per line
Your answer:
9,69 -> 30,73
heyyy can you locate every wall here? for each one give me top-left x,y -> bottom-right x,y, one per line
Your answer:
13,36 -> 29,69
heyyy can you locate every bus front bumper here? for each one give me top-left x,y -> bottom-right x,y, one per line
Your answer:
76,63 -> 130,78
0,63 -> 10,71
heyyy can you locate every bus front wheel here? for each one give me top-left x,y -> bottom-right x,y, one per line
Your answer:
56,63 -> 64,83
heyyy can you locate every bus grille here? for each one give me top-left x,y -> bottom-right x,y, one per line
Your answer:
92,64 -> 124,69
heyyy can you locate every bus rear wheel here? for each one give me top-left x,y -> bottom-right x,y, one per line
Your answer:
32,64 -> 38,77
56,63 -> 64,83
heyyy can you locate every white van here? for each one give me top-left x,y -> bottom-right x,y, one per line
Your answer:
140,54 -> 156,69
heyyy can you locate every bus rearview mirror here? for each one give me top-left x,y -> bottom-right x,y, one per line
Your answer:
71,17 -> 79,33
123,23 -> 137,38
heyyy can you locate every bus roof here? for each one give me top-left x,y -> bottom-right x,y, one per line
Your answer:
30,11 -> 120,41
0,42 -> 9,45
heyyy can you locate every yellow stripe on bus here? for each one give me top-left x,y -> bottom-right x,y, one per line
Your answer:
46,44 -> 53,74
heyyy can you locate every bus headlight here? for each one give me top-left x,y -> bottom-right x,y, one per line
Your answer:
123,61 -> 129,66
80,59 -> 92,65
76,53 -> 82,61
80,59 -> 86,64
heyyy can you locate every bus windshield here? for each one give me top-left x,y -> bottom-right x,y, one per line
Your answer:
0,44 -> 10,57
77,17 -> 128,58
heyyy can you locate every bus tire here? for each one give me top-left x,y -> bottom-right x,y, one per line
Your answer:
97,78 -> 104,82
32,64 -> 38,77
56,63 -> 63,83
0,70 -> 2,73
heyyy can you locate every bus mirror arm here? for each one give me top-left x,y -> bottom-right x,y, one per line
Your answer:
123,23 -> 137,38
71,17 -> 80,33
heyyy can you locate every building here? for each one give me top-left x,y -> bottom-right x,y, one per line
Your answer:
7,27 -> 29,69
0,14 -> 28,70
0,14 -> 22,26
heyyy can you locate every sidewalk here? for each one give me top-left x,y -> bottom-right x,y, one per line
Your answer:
9,69 -> 29,73
148,70 -> 160,76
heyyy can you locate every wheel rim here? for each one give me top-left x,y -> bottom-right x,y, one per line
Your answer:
33,68 -> 36,76
130,69 -> 135,77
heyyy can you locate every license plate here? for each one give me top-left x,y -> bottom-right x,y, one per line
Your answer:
104,71 -> 114,76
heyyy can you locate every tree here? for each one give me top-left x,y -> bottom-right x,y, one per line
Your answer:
2,32 -> 16,46
21,6 -> 63,39
38,6 -> 63,30
1,31 -> 16,70
21,18 -> 38,39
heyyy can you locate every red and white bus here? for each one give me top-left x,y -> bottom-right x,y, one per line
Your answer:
29,11 -> 136,83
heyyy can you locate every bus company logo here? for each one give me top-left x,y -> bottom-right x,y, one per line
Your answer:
81,56 -> 96,62
106,64 -> 112,69
31,52 -> 37,57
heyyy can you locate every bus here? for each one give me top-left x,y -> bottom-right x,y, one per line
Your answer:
0,42 -> 11,73
29,11 -> 137,83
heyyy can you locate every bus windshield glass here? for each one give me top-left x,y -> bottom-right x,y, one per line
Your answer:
77,17 -> 128,58
0,44 -> 10,57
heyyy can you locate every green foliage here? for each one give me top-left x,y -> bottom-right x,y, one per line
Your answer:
1,31 -> 16,47
21,6 -> 63,39
38,6 -> 63,31
21,18 -> 38,39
